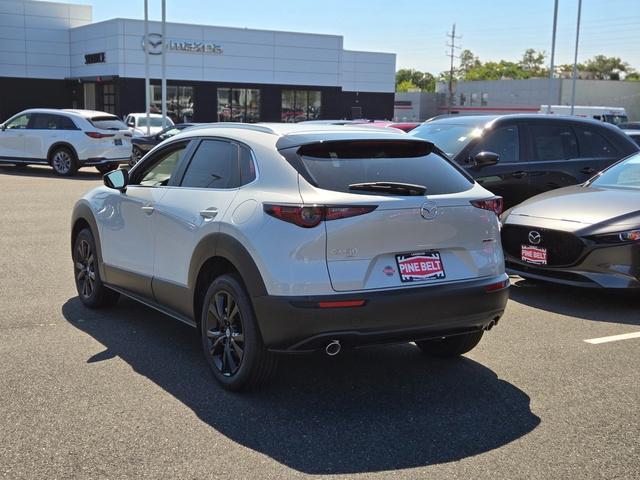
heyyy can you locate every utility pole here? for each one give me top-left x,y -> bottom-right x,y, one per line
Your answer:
144,0 -> 150,135
445,24 -> 461,115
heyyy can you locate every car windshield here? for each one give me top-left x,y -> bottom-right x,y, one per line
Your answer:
297,140 -> 473,195
138,117 -> 173,127
90,116 -> 127,130
160,127 -> 181,137
590,153 -> 640,189
603,114 -> 628,125
410,123 -> 483,157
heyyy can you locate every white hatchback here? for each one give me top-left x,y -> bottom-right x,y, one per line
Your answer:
0,109 -> 132,176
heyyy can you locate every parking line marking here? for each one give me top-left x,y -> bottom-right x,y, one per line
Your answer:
584,332 -> 640,345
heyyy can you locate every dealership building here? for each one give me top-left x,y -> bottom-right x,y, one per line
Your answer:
0,0 -> 396,123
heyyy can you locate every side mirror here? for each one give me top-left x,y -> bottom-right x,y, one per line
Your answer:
471,151 -> 500,169
0,124 -> 5,131
103,168 -> 129,191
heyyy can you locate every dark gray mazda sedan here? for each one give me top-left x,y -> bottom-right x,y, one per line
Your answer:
501,152 -> 640,289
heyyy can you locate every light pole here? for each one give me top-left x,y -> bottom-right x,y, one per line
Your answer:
161,0 -> 167,129
143,0 -> 150,135
546,0 -> 558,113
570,0 -> 583,115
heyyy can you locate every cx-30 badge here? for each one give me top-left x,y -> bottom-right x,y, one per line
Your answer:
528,231 -> 542,245
420,201 -> 438,220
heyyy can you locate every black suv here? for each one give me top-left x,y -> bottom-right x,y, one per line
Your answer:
411,114 -> 639,208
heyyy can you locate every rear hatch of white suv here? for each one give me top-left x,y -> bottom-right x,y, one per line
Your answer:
282,137 -> 504,292
86,115 -> 131,152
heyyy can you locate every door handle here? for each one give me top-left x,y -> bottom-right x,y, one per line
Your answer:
580,167 -> 595,175
511,170 -> 528,179
141,204 -> 155,214
200,207 -> 218,220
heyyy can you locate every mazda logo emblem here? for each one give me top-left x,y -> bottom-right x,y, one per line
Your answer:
528,231 -> 542,245
420,201 -> 438,220
142,33 -> 164,55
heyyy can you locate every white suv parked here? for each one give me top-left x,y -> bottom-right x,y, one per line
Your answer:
71,123 -> 509,390
124,113 -> 174,137
0,109 -> 132,176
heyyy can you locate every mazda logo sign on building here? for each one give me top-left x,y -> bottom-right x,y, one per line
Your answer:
142,33 -> 164,55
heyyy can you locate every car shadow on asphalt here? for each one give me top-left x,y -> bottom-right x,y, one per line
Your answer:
0,164 -> 103,180
509,277 -> 640,326
62,296 -> 540,475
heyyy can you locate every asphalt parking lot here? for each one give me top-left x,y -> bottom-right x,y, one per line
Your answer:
1,164 -> 639,480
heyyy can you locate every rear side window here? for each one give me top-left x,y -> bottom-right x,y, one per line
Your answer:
574,126 -> 619,158
90,116 -> 127,131
296,140 -> 473,195
31,114 -> 76,130
529,124 -> 578,161
181,140 -> 241,189
470,125 -> 519,162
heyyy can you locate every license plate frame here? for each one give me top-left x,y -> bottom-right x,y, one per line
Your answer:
395,251 -> 446,283
521,245 -> 548,265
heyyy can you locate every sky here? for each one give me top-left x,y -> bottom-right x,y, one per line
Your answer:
47,0 -> 640,74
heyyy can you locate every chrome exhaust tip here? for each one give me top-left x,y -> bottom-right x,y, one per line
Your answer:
485,320 -> 496,331
325,340 -> 341,356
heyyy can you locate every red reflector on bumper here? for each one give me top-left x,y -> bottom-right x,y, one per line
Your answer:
317,300 -> 366,308
485,279 -> 510,292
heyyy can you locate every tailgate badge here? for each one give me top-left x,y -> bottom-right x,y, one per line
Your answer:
420,201 -> 438,220
383,265 -> 396,277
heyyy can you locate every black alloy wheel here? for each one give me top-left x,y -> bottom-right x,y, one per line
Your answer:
205,289 -> 245,377
73,228 -> 120,308
200,274 -> 277,391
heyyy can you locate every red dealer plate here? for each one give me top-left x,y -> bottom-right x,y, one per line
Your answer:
395,251 -> 446,283
521,245 -> 547,265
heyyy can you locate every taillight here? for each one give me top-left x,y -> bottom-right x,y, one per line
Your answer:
471,197 -> 503,215
263,204 -> 377,228
85,131 -> 115,139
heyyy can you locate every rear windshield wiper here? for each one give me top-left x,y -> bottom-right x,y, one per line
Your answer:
348,182 -> 427,196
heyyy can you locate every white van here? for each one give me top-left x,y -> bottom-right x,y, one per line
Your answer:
539,105 -> 628,125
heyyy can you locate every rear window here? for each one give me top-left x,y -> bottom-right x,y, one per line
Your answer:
90,116 -> 127,131
296,140 -> 473,195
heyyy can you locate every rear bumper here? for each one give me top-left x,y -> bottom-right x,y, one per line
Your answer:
252,274 -> 510,352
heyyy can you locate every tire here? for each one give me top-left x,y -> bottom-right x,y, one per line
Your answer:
131,146 -> 144,165
96,163 -> 118,174
50,147 -> 78,176
415,331 -> 484,358
200,274 -> 277,391
73,228 -> 120,308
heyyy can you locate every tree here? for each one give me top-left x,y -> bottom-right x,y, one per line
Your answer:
395,69 -> 436,92
519,49 -> 547,77
458,49 -> 480,77
583,55 -> 630,80
396,80 -> 419,92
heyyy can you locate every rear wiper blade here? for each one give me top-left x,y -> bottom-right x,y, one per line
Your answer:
348,181 -> 427,196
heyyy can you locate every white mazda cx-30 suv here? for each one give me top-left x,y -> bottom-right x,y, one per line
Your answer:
71,123 -> 509,390
0,108 -> 132,176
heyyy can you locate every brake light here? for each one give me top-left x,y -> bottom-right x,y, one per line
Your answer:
471,197 -> 503,215
85,131 -> 115,139
263,204 -> 377,228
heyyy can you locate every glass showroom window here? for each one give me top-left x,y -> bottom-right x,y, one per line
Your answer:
217,88 -> 261,123
281,90 -> 321,122
150,85 -> 195,123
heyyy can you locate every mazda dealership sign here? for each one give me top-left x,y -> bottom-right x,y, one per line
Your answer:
142,33 -> 223,55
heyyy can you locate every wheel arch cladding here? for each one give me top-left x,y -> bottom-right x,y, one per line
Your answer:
71,202 -> 106,278
190,233 -> 268,326
48,142 -> 78,164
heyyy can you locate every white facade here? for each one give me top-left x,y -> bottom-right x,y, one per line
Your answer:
1,0 -> 396,93
0,0 -> 91,79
